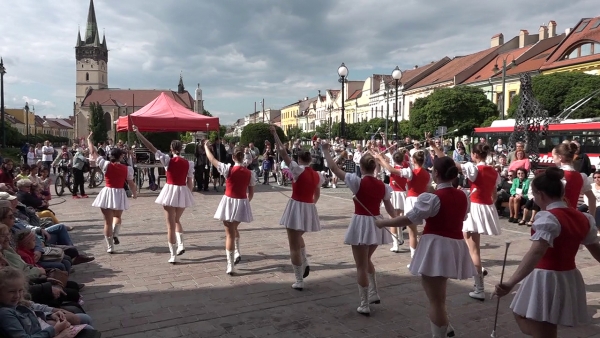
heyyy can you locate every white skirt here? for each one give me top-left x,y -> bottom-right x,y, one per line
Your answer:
391,191 -> 406,210
344,214 -> 392,245
214,196 -> 253,223
409,234 -> 477,279
92,187 -> 129,210
510,269 -> 588,327
405,196 -> 422,225
155,183 -> 194,208
462,202 -> 501,235
280,199 -> 321,232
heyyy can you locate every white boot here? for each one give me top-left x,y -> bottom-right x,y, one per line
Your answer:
407,247 -> 416,268
300,247 -> 310,278
226,250 -> 235,275
234,238 -> 241,264
469,273 -> 485,300
446,323 -> 455,337
176,232 -> 185,256
105,236 -> 114,254
292,264 -> 304,290
112,224 -> 121,245
168,243 -> 179,264
367,273 -> 380,304
430,321 -> 448,338
390,233 -> 399,252
356,285 -> 370,316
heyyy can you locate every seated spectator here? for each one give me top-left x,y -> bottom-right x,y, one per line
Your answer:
15,179 -> 60,224
15,163 -> 30,182
0,159 -> 16,193
39,167 -> 52,201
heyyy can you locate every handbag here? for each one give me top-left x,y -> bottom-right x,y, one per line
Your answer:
41,246 -> 64,262
47,269 -> 69,286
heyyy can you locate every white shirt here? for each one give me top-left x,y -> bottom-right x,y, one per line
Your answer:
41,146 -> 54,161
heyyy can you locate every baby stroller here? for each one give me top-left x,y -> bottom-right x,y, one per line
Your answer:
277,161 -> 293,186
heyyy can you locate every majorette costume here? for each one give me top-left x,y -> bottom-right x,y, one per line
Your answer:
461,162 -> 501,300
405,182 -> 477,336
154,151 -> 195,260
560,164 -> 590,209
343,173 -> 392,315
279,161 -> 324,289
213,162 -> 256,273
388,162 -> 409,253
399,166 -> 431,262
510,202 -> 597,326
92,157 -> 133,253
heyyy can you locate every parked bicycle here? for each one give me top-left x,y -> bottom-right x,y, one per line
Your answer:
84,166 -> 104,188
54,166 -> 73,196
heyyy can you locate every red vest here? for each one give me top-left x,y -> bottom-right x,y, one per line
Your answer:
104,162 -> 128,188
354,176 -> 385,216
407,168 -> 429,197
469,165 -> 497,205
423,188 -> 468,240
390,165 -> 407,192
533,208 -> 589,271
166,157 -> 189,186
563,170 -> 583,209
291,167 -> 319,203
225,165 -> 252,199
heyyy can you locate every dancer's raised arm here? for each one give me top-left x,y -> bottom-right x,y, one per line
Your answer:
322,142 -> 346,180
132,125 -> 158,154
204,141 -> 220,168
270,126 -> 292,167
87,132 -> 98,161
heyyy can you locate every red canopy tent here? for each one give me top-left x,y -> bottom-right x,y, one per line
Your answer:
116,92 -> 220,132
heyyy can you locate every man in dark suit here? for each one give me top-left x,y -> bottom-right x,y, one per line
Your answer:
211,138 -> 227,191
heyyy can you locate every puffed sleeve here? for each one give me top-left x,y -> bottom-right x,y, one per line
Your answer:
399,168 -> 413,180
344,173 -> 361,194
217,162 -> 232,178
461,162 -> 479,182
97,157 -> 109,173
249,171 -> 257,187
405,193 -> 441,225
187,160 -> 195,178
289,161 -> 305,181
383,185 -> 392,201
155,150 -> 170,167
582,213 -> 599,246
530,211 -> 561,247
581,173 -> 592,193
126,166 -> 134,181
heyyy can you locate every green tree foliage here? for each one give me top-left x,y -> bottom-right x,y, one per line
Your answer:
184,143 -> 196,154
286,126 -> 302,140
88,102 -> 109,145
240,123 -> 287,153
409,86 -> 498,137
202,109 -> 212,117
208,125 -> 226,142
507,72 -> 600,119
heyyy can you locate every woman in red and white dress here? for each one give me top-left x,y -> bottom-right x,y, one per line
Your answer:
323,142 -> 395,316
205,141 -> 255,275
431,142 -> 500,301
494,167 -> 600,338
384,149 -> 409,253
134,126 -> 195,264
271,127 -> 323,290
88,132 -> 137,253
377,157 -> 476,338
552,142 -> 596,216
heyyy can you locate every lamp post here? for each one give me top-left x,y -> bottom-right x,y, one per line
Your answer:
0,58 -> 5,148
327,104 -> 333,141
391,66 -> 403,141
24,102 -> 29,143
260,99 -> 265,123
492,55 -> 516,120
337,63 -> 348,138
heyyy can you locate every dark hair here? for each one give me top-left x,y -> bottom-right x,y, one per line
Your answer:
593,170 -> 600,178
516,168 -> 527,176
531,167 -> 564,199
108,148 -> 124,163
553,142 -> 577,162
20,164 -> 30,171
360,153 -> 377,173
170,140 -> 183,155
233,146 -> 245,162
412,150 -> 425,166
472,143 -> 491,159
298,151 -> 312,164
392,149 -> 407,165
433,157 -> 458,181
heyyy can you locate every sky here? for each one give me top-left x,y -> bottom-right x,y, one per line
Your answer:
0,0 -> 598,125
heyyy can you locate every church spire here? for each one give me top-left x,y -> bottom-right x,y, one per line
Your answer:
84,0 -> 99,45
102,29 -> 106,48
177,73 -> 185,94
76,28 -> 82,47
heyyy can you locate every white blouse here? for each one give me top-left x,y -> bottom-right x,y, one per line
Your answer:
155,151 -> 194,178
344,173 -> 392,200
217,163 -> 257,186
531,201 -> 598,247
405,182 -> 470,225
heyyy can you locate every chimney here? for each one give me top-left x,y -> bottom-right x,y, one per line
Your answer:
539,25 -> 548,41
414,65 -> 418,69
491,33 -> 504,47
565,28 -> 572,35
548,20 -> 557,37
519,30 -> 529,48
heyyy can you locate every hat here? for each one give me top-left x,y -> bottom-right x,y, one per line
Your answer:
16,230 -> 35,243
0,192 -> 16,201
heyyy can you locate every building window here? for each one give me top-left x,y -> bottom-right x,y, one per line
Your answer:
562,42 -> 600,60
85,73 -> 89,81
508,91 -> 517,107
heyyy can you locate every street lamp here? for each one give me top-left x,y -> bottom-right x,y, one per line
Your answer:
0,58 -> 5,148
337,63 -> 348,138
391,66 -> 403,141
492,54 -> 516,120
24,102 -> 29,143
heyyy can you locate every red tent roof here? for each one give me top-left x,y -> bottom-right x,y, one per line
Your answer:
116,92 -> 219,132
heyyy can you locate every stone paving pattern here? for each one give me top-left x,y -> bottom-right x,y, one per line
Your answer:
51,181 -> 600,338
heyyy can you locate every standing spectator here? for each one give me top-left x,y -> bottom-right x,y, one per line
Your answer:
20,143 -> 29,164
71,146 -> 88,199
262,142 -> 275,185
194,140 -> 210,191
41,141 -> 54,170
26,147 -> 36,166
211,138 -> 227,191
34,143 -> 42,163
309,142 -> 324,173
353,145 -> 363,177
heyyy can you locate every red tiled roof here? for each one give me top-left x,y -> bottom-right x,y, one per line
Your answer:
407,46 -> 500,90
541,17 -> 600,70
397,61 -> 445,86
81,88 -> 194,110
463,46 -> 530,84
46,118 -> 73,129
346,89 -> 361,101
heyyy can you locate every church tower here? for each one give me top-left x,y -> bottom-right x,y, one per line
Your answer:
75,0 -> 108,107
195,83 -> 204,114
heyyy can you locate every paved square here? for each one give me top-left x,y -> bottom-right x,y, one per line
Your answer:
51,182 -> 600,337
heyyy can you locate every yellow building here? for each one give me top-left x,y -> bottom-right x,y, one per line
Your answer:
5,108 -> 36,136
280,101 -> 300,135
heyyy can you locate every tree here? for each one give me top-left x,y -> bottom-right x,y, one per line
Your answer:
208,125 -> 227,141
409,86 -> 498,137
202,109 -> 212,117
507,72 -> 600,119
240,123 -> 287,153
88,102 -> 109,145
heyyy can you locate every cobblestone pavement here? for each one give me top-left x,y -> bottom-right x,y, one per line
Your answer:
51,180 -> 600,338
